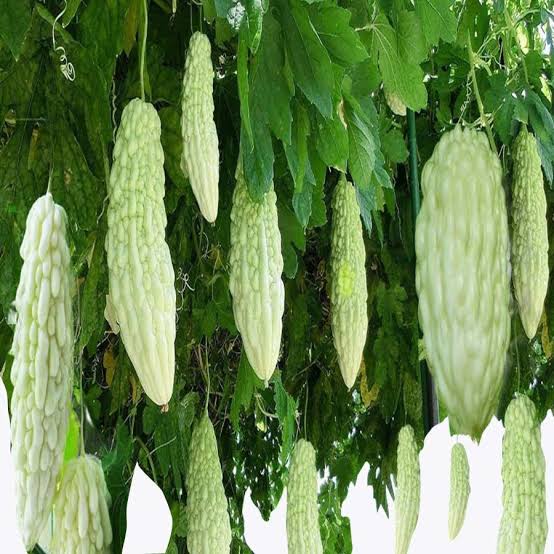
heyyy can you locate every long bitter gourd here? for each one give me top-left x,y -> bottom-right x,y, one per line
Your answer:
415,126 -> 510,440
10,192 -> 73,550
448,443 -> 470,540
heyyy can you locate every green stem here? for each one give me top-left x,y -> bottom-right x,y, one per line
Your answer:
467,31 -> 497,155
135,436 -> 158,484
140,0 -> 148,101
407,108 -> 437,434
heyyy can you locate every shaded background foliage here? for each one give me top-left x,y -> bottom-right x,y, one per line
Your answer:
0,0 -> 553,552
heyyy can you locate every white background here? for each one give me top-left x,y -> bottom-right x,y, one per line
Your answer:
2,379 -> 553,553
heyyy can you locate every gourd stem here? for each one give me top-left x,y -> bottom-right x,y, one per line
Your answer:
140,0 -> 148,101
467,31 -> 497,155
407,108 -> 438,434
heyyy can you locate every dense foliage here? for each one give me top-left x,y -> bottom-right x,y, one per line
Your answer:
0,0 -> 553,552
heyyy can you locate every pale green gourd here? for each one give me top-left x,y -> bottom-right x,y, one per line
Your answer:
105,98 -> 176,406
329,174 -> 368,389
186,413 -> 232,554
395,425 -> 420,554
415,126 -> 510,440
180,32 -> 219,223
511,127 -> 548,339
448,443 -> 470,540
286,439 -> 323,554
10,192 -> 73,551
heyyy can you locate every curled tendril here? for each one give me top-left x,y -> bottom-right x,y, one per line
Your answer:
52,0 -> 75,82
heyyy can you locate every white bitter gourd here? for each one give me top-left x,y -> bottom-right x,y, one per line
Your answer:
415,126 -> 511,440
228,157 -> 284,383
50,455 -> 113,554
497,395 -> 547,554
10,192 -> 73,550
511,126 -> 549,339
329,174 -> 368,389
180,32 -> 219,223
106,98 -> 176,406
448,442 -> 470,540
395,425 -> 420,554
186,412 -> 232,554
286,439 -> 323,554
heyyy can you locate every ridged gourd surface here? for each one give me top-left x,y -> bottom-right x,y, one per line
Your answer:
286,439 -> 323,554
385,89 -> 407,116
180,31 -> 219,223
228,158 -> 284,383
395,425 -> 420,554
105,98 -> 176,406
511,127 -> 548,339
329,174 -> 368,389
50,455 -> 113,554
415,126 -> 511,440
10,192 -> 73,550
497,396 -> 547,554
186,413 -> 232,554
448,443 -> 470,540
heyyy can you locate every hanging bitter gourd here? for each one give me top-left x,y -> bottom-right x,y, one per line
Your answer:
186,412 -> 232,554
50,455 -> 113,554
228,157 -> 284,383
105,98 -> 176,406
448,443 -> 470,540
511,126 -> 548,339
497,395 -> 547,554
329,174 -> 368,389
10,192 -> 73,550
415,126 -> 510,440
286,439 -> 323,554
395,425 -> 420,554
180,32 -> 219,223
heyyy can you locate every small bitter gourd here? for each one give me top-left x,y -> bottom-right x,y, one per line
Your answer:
385,88 -> 407,116
10,192 -> 73,550
395,425 -> 420,554
180,32 -> 219,223
50,455 -> 113,554
229,157 -> 284,383
105,98 -> 176,406
511,126 -> 548,339
415,126 -> 510,440
186,412 -> 232,554
497,395 -> 547,554
329,174 -> 368,389
448,443 -> 470,540
286,439 -> 323,554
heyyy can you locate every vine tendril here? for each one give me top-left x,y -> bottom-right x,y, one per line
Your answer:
52,0 -> 75,82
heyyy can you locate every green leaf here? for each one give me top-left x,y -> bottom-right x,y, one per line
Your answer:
63,410 -> 80,462
241,121 -> 274,199
278,198 -> 306,278
345,100 -> 376,191
160,106 -> 187,188
397,10 -> 427,64
309,5 -> 368,66
277,0 -> 334,117
230,352 -> 263,430
369,13 -> 428,111
381,128 -> 409,163
62,0 -> 83,27
274,376 -> 297,463
415,0 -> 457,46
238,27 -> 253,146
315,109 -> 349,171
0,0 -> 31,60
245,0 -> 264,53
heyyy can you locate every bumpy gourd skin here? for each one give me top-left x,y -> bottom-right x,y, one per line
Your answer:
286,439 -> 323,554
50,455 -> 113,554
415,126 -> 510,440
229,158 -> 284,383
106,98 -> 176,406
511,127 -> 548,339
395,425 -> 420,554
385,89 -> 407,116
329,174 -> 368,389
186,413 -> 232,554
497,396 -> 547,554
10,193 -> 73,550
448,443 -> 470,540
180,32 -> 219,223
